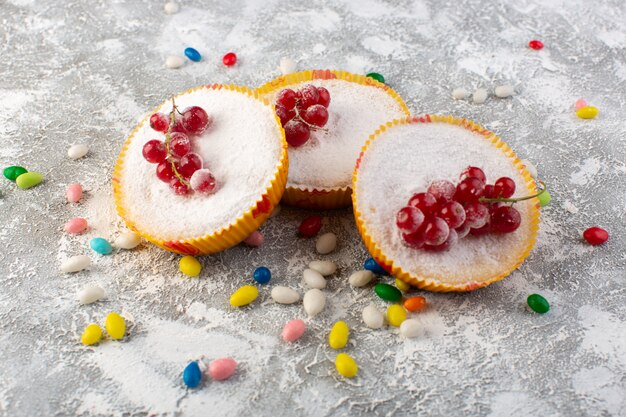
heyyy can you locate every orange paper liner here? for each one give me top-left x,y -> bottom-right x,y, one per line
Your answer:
112,84 -> 289,256
352,115 -> 541,292
256,69 -> 410,209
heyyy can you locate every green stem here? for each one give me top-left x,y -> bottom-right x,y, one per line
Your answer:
292,99 -> 329,132
479,181 -> 547,204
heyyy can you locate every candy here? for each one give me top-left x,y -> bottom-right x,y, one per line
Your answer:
366,72 -> 385,84
105,312 -> 126,340
183,361 -> 202,388
328,321 -> 349,349
576,106 -> 599,119
386,304 -> 407,327
243,230 -> 264,247
61,255 -> 90,273
77,284 -> 105,305
528,39 -> 544,50
308,260 -> 336,276
495,85 -> 515,98
81,323 -> 103,345
538,189 -> 551,207
184,47 -> 201,62
66,183 -> 83,203
279,57 -> 296,75
16,172 -> 43,189
114,232 -> 141,249
527,294 -> 550,314
348,270 -> 373,287
335,353 -> 358,378
472,88 -> 488,104
64,217 -> 88,234
362,304 -> 384,329
164,1 -> 179,14
165,56 -> 184,69
452,88 -> 468,100
364,258 -> 388,275
271,286 -> 300,304
403,296 -> 426,312
230,285 -> 258,307
303,268 -> 326,289
394,278 -> 410,292
282,319 -> 306,342
303,288 -> 326,317
3,165 -> 27,181
253,266 -> 271,284
574,98 -> 588,110
374,283 -> 402,302
90,237 -> 112,255
67,144 -> 89,159
222,52 -> 237,66
400,319 -> 423,338
179,255 -> 201,277
316,232 -> 337,254
298,215 -> 322,237
208,358 -> 237,381
583,226 -> 609,245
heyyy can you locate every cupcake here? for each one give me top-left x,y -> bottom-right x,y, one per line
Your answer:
113,84 -> 288,255
352,115 -> 540,292
256,70 -> 409,209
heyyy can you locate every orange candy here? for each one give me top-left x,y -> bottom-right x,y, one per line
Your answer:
404,296 -> 427,312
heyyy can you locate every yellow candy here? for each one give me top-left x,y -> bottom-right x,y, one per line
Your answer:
105,312 -> 126,340
387,304 -> 407,327
230,285 -> 259,307
179,255 -> 201,277
335,353 -> 358,378
328,321 -> 349,349
395,278 -> 410,292
81,323 -> 103,345
576,106 -> 599,119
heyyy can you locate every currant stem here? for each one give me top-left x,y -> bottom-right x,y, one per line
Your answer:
164,98 -> 189,186
292,100 -> 329,132
479,181 -> 547,203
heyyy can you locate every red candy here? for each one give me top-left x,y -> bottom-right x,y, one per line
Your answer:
582,227 -> 608,246
222,52 -> 237,67
528,40 -> 544,50
298,215 -> 322,237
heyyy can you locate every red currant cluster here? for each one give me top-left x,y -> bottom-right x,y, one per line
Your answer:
142,102 -> 217,196
396,166 -> 524,252
274,85 -> 331,147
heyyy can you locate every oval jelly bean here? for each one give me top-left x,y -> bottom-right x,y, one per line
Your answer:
64,217 -> 88,234
3,165 -> 27,181
183,361 -> 202,388
329,321 -> 349,349
66,183 -> 83,203
184,47 -> 202,62
527,294 -> 550,314
308,260 -> 336,276
61,255 -> 91,273
316,232 -> 337,254
574,98 -> 588,110
576,106 -> 599,119
349,270 -> 373,287
395,278 -> 410,292
362,304 -> 384,329
404,296 -> 426,312
253,266 -> 271,284
243,230 -> 264,247
335,353 -> 358,378
114,232 -> 141,249
366,72 -> 385,84
67,144 -> 89,160
165,55 -> 184,69
282,319 -> 306,342
364,258 -> 388,275
81,323 -> 102,345
538,189 -> 551,207
179,255 -> 201,277
303,288 -> 325,317
303,268 -> 326,289
374,283 -> 402,302
90,237 -> 112,255
298,215 -> 322,237
208,358 -> 237,381
230,285 -> 258,307
77,285 -> 105,305
105,312 -> 126,340
16,172 -> 43,189
400,319 -> 423,338
271,286 -> 300,304
387,304 -> 407,327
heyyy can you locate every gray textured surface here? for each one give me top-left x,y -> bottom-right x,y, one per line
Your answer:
0,0 -> 624,416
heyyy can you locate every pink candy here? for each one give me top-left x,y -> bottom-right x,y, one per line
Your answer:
66,183 -> 83,203
282,319 -> 306,342
575,98 -> 588,110
64,217 -> 88,234
243,230 -> 264,247
208,357 -> 237,381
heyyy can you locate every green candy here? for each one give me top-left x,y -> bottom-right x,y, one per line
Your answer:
374,283 -> 402,302
538,190 -> 551,207
366,72 -> 385,84
16,172 -> 44,189
3,166 -> 28,181
527,293 -> 550,314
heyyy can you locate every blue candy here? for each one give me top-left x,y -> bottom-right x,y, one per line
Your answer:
183,361 -> 202,388
184,47 -> 202,62
253,266 -> 271,284
90,237 -> 112,255
364,257 -> 388,275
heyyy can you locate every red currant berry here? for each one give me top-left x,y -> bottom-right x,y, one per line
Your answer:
276,89 -> 297,110
424,229 -> 458,252
182,106 -> 210,135
169,178 -> 190,195
582,227 -> 609,245
275,105 -> 295,126
298,84 -> 319,109
455,177 -> 485,202
190,168 -> 217,194
490,206 -> 521,233
156,161 -> 176,182
427,180 -> 456,203
222,52 -> 237,66
494,177 -> 516,198
439,201 -> 466,229
284,120 -> 310,147
302,104 -> 329,127
407,192 -> 438,216
460,166 -> 486,183
142,140 -> 167,163
464,202 -> 490,229
455,222 -> 471,239
150,113 -> 169,133
298,215 -> 322,237
169,132 -> 191,158
402,229 -> 425,249
483,184 -> 495,199
528,39 -> 544,50
171,120 -> 188,134
422,217 -> 450,246
317,87 -> 330,107
178,152 -> 203,178
396,206 -> 425,234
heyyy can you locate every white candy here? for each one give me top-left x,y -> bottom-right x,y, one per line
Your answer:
315,232 -> 337,254
303,268 -> 326,289
308,260 -> 336,276
452,88 -> 468,100
77,285 -> 105,305
473,88 -> 488,104
271,286 -> 300,304
495,85 -> 515,98
303,288 -> 326,317
165,56 -> 184,69
522,159 -> 538,178
279,57 -> 296,75
362,304 -> 384,329
349,270 -> 373,287
164,2 -> 179,14
399,319 -> 424,338
114,232 -> 141,249
67,144 -> 89,160
61,255 -> 91,273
